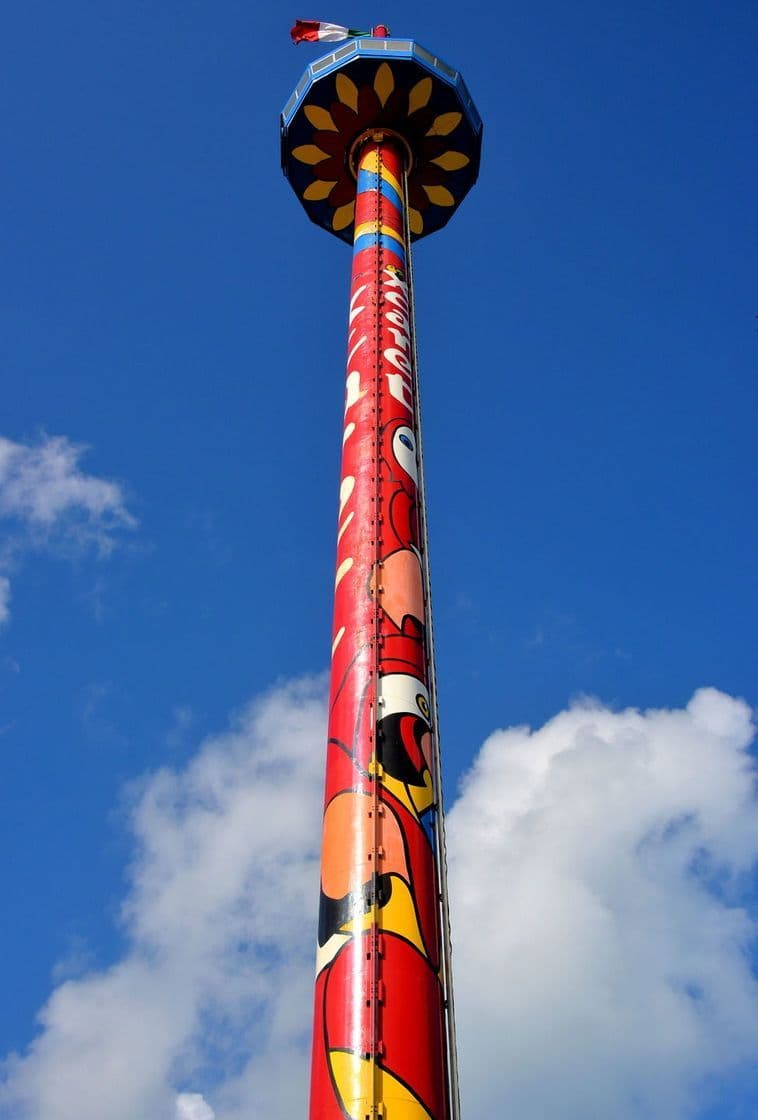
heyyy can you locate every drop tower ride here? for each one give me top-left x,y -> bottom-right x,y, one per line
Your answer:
281,31 -> 482,1120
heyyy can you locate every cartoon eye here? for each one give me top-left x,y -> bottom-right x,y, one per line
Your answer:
392,425 -> 418,485
378,674 -> 431,727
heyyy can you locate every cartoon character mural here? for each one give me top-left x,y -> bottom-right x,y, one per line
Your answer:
308,137 -> 450,1120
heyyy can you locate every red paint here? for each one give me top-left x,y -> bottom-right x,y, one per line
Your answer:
309,138 -> 449,1119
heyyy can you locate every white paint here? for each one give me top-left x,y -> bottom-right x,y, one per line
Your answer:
347,335 -> 366,365
331,626 -> 346,657
337,510 -> 354,544
385,372 -> 413,413
392,426 -> 418,485
334,556 -> 353,588
349,283 -> 368,324
344,371 -> 366,413
338,476 -> 354,517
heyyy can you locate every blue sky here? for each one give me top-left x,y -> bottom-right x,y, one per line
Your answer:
1,3 -> 756,1118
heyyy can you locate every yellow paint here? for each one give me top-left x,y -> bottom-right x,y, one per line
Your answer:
336,72 -> 359,112
333,201 -> 356,231
354,221 -> 404,246
374,62 -> 394,107
358,149 -> 403,198
381,771 -> 417,819
410,769 -> 435,815
431,150 -> 470,171
408,208 -> 424,235
330,1051 -> 433,1120
292,144 -> 329,165
422,184 -> 455,207
304,104 -> 338,132
425,111 -> 462,137
408,76 -> 432,114
329,871 -> 425,958
303,179 -> 336,201
378,875 -> 426,956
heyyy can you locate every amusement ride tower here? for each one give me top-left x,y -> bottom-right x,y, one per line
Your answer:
281,30 -> 482,1120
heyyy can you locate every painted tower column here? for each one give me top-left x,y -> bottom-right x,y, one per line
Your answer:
280,38 -> 481,1120
309,136 -> 449,1120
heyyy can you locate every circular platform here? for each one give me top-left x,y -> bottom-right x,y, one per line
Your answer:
281,38 -> 482,243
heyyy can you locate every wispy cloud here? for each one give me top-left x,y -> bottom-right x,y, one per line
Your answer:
1,682 -> 756,1120
0,434 -> 136,625
0,576 -> 10,625
176,1093 -> 215,1120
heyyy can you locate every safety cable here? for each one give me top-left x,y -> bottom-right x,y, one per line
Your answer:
402,168 -> 462,1120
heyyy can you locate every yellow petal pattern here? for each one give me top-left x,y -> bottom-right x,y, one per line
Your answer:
431,150 -> 470,171
373,62 -> 394,107
292,144 -> 330,165
304,105 -> 338,132
423,184 -> 455,207
426,111 -> 462,137
303,179 -> 337,201
332,201 -> 355,231
408,76 -> 432,114
336,72 -> 359,112
409,208 -> 424,235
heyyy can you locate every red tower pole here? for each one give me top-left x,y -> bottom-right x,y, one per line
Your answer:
281,38 -> 481,1120
309,135 -> 451,1120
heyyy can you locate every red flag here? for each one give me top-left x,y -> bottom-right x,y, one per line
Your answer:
290,20 -> 366,44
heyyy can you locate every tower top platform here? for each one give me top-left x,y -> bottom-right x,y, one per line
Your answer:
280,38 -> 482,243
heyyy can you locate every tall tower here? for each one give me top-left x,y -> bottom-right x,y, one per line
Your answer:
281,34 -> 481,1120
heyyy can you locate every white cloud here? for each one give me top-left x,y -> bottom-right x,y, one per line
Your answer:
0,676 -> 325,1120
1,683 -> 756,1120
0,433 -> 135,624
0,435 -> 134,533
449,687 -> 758,1120
176,1093 -> 215,1120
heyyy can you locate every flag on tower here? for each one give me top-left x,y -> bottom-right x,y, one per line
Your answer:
290,20 -> 367,44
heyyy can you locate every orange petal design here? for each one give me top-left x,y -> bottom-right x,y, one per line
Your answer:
332,201 -> 355,231
408,76 -> 432,114
409,208 -> 424,235
336,72 -> 359,112
304,104 -> 338,132
292,144 -> 330,165
422,184 -> 455,207
431,150 -> 470,171
303,179 -> 337,200
373,62 -> 394,107
425,111 -> 462,137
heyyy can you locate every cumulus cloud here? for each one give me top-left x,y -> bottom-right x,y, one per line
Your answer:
1,683 -> 756,1120
449,687 -> 758,1119
0,676 -> 325,1120
0,433 -> 135,624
